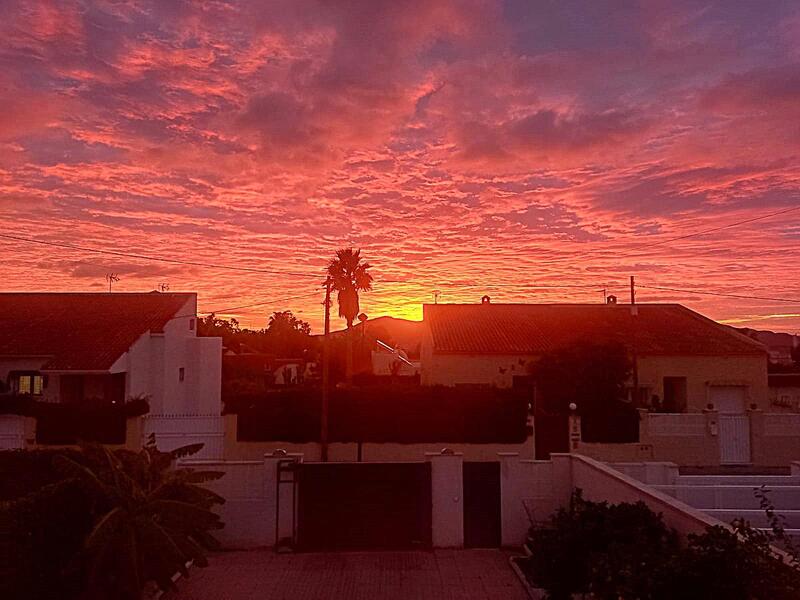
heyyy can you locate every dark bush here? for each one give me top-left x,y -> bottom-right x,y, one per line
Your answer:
0,396 -> 149,445
1,441 -> 225,600
521,491 -> 679,600
0,448 -> 88,501
580,401 -> 640,443
3,479 -> 94,600
661,521 -> 800,600
520,490 -> 800,600
230,384 -> 530,443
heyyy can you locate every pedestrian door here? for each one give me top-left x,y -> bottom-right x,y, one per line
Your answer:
463,462 -> 502,548
712,386 -> 751,465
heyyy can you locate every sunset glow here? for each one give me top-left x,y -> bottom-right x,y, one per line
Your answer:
1,1 -> 799,331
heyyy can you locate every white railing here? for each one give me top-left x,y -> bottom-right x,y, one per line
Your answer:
142,415 -> 225,459
647,413 -> 706,437
764,414 -> 800,437
0,415 -> 26,450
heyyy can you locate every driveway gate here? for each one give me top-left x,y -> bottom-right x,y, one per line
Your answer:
296,462 -> 432,550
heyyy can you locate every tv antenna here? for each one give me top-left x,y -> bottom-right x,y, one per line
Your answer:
157,283 -> 170,292
433,290 -> 441,304
105,273 -> 119,292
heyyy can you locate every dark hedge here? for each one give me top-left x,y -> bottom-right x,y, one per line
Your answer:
229,385 -> 531,443
0,396 -> 149,445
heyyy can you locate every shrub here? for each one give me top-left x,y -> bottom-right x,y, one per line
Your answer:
0,439 -> 225,600
521,491 -> 679,600
0,395 -> 150,445
520,489 -> 800,600
660,522 -> 800,600
229,384 -> 530,443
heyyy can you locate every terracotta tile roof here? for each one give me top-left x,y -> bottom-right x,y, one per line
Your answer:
0,292 -> 195,371
424,303 -> 766,357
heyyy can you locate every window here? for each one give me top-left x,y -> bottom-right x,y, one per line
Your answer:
663,377 -> 688,412
16,373 -> 44,396
179,367 -> 185,382
189,318 -> 195,331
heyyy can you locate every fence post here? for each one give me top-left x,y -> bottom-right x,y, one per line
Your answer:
425,450 -> 464,548
568,403 -> 581,451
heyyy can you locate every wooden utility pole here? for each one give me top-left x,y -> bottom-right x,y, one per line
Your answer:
630,275 -> 639,405
321,278 -> 332,462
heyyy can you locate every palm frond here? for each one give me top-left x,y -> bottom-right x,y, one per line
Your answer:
169,443 -> 205,459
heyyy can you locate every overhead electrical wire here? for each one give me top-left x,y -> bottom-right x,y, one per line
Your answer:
638,284 -> 800,305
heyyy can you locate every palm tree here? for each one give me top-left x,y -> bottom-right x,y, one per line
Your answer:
326,248 -> 373,328
53,438 -> 225,599
326,248 -> 373,386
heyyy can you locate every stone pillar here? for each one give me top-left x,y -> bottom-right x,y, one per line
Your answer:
499,452 -> 536,547
568,404 -> 581,451
426,450 -> 464,548
549,453 -> 574,505
264,450 -> 303,548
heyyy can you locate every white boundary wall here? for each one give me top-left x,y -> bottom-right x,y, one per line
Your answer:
143,415 -> 224,459
184,451 -> 754,551
0,415 -> 26,449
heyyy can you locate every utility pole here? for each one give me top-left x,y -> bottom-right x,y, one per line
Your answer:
321,277 -> 332,462
629,275 -> 639,405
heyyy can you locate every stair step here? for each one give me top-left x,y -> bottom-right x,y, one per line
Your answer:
654,485 -> 800,510
676,475 -> 800,487
702,509 -> 800,529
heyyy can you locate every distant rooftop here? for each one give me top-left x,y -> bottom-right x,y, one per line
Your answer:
0,292 -> 195,371
423,302 -> 766,357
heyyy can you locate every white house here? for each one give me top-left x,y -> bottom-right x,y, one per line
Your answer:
0,292 -> 223,455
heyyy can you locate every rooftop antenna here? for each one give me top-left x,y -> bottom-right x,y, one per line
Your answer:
158,283 -> 170,292
433,290 -> 441,304
105,273 -> 119,293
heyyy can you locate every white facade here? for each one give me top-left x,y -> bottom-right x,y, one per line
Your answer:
109,295 -> 222,416
0,293 -> 223,456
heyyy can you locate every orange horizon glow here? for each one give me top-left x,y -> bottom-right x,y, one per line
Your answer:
1,1 -> 799,334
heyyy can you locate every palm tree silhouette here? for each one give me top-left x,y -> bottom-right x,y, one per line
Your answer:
326,248 -> 373,383
327,248 -> 373,328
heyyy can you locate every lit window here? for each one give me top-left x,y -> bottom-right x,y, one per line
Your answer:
17,374 -> 44,395
179,367 -> 185,382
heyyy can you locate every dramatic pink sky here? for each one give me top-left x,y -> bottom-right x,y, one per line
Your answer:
1,0 -> 799,332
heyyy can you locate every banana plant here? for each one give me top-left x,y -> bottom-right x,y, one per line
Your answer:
53,436 -> 225,600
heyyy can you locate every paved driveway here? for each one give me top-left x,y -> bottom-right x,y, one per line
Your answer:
169,549 -> 528,600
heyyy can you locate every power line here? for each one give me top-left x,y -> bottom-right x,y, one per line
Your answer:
639,284 -> 800,304
200,291 -> 321,314
0,232 -> 321,279
619,204 -> 800,257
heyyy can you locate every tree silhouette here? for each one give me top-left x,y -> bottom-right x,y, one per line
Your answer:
326,248 -> 373,328
326,248 -> 373,385
267,310 -> 311,335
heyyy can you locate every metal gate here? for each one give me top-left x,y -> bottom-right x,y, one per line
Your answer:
296,462 -> 432,551
719,415 -> 751,465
